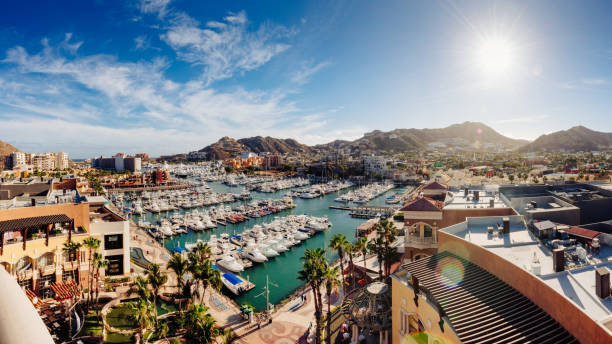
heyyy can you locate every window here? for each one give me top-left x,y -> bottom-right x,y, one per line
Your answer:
104,234 -> 123,250
423,224 -> 433,238
106,254 -> 124,276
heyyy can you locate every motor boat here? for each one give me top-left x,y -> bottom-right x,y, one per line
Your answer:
221,272 -> 250,295
257,244 -> 279,257
217,255 -> 244,272
267,239 -> 288,253
242,246 -> 267,263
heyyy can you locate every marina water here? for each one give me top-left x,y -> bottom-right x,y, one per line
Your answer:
133,181 -> 403,311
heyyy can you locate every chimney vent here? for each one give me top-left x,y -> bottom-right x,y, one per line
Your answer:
489,199 -> 494,208
502,217 -> 510,234
553,248 -> 565,272
595,267 -> 610,299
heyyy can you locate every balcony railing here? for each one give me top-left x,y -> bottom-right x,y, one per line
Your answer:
405,234 -> 437,248
42,264 -> 56,275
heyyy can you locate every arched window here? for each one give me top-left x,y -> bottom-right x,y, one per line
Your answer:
423,224 -> 433,238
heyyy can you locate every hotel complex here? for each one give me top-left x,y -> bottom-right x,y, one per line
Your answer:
393,182 -> 612,343
0,178 -> 130,301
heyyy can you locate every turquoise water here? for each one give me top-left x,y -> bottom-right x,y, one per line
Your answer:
132,181 -> 399,311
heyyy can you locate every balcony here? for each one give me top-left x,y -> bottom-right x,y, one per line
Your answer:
42,264 -> 56,275
17,268 -> 33,280
405,234 -> 438,249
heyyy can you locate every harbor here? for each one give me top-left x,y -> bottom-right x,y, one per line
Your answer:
124,179 -> 406,311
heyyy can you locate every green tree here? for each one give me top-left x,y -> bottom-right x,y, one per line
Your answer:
298,248 -> 327,344
92,253 -> 108,322
146,263 -> 168,325
167,253 -> 189,311
130,297 -> 155,343
62,241 -> 82,283
181,304 -> 222,344
328,234 -> 349,289
82,237 -> 101,305
323,264 -> 341,344
353,237 -> 369,277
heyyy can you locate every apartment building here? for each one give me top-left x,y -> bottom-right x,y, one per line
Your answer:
55,152 -> 69,170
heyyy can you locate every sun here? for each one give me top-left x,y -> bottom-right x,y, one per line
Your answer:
475,36 -> 517,79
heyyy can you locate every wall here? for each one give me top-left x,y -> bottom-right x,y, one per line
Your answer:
90,219 -> 131,275
441,208 -> 516,228
391,275 -> 461,344
437,230 -> 612,343
0,203 -> 90,231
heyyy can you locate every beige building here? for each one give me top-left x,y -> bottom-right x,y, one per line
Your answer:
55,152 -> 69,170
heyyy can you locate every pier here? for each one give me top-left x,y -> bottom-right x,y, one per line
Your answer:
329,205 -> 396,218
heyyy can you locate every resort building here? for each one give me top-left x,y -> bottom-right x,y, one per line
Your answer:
399,183 -> 516,261
0,195 -> 131,301
91,154 -> 142,172
391,214 -> 612,344
55,152 -> 69,170
364,155 -> 387,176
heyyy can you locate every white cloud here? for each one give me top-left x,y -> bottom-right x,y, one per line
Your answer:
291,60 -> 331,85
0,30 -> 339,156
162,10 -> 291,84
139,0 -> 172,18
582,78 -> 607,85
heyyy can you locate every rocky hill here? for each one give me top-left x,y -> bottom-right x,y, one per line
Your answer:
317,122 -> 528,152
0,139 -> 20,156
518,126 -> 612,152
199,136 -> 314,160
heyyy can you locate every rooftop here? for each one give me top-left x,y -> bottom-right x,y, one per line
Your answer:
394,251 -> 577,344
443,189 -> 508,209
441,215 -> 612,332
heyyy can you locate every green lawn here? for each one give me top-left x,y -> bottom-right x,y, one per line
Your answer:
81,311 -> 103,336
106,304 -> 138,330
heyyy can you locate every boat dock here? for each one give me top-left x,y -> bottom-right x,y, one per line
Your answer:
329,205 -> 396,218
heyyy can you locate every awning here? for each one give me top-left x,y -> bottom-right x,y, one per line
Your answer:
50,280 -> 79,301
0,215 -> 72,233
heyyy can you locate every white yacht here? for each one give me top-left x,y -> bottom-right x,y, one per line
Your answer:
217,255 -> 244,272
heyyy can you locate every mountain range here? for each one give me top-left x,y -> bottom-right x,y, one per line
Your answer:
198,136 -> 314,160
518,126 -> 612,152
0,140 -> 20,157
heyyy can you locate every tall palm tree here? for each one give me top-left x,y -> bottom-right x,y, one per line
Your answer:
354,237 -> 369,277
382,245 -> 401,277
323,264 -> 341,344
329,234 -> 349,289
181,304 -> 222,344
196,260 -> 222,304
92,253 -> 108,322
368,237 -> 385,280
299,248 -> 327,344
130,297 -> 155,343
146,263 -> 168,324
167,253 -> 188,289
82,237 -> 101,305
344,242 -> 356,288
62,241 -> 82,283
130,275 -> 151,300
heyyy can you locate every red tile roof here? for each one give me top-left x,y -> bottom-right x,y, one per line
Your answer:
400,197 -> 444,212
566,226 -> 600,239
50,280 -> 79,301
422,181 -> 448,190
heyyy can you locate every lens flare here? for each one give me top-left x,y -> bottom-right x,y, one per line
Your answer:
476,128 -> 483,135
436,257 -> 465,289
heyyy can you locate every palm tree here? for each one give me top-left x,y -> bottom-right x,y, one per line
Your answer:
92,253 -> 108,322
377,220 -> 398,246
329,234 -> 349,289
82,237 -> 101,305
196,260 -> 222,304
344,242 -> 356,288
130,297 -> 155,343
299,248 -> 327,344
158,321 -> 170,343
382,245 -> 400,277
62,241 -> 82,283
368,237 -> 385,280
181,304 -> 222,344
354,237 -> 369,276
130,275 -> 151,300
323,264 -> 341,344
167,253 -> 189,310
146,263 -> 168,324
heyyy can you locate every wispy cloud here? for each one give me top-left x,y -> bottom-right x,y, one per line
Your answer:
139,0 -> 172,18
291,60 -> 331,85
581,78 -> 607,85
161,10 -> 292,84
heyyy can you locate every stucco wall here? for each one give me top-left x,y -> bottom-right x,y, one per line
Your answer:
437,230 -> 612,343
441,208 -> 516,228
0,203 -> 90,231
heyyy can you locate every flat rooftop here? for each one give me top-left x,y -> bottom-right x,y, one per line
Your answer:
441,215 -> 612,331
444,190 -> 508,209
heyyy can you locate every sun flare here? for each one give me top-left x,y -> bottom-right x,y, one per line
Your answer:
475,36 -> 517,79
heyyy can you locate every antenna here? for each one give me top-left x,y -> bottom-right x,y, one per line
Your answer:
254,275 -> 278,314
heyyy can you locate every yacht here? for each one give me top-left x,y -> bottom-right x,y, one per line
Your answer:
242,246 -> 268,263
221,272 -> 251,295
217,255 -> 244,272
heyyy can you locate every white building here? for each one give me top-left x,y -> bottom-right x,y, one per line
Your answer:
363,155 -> 387,176
87,196 -> 131,276
32,153 -> 55,171
10,152 -> 26,167
55,152 -> 69,170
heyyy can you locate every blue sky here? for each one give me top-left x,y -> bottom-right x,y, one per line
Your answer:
0,0 -> 611,157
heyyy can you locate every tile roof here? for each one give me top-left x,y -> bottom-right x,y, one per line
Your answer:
422,181 -> 448,190
566,226 -> 600,239
0,214 -> 71,233
400,251 -> 577,344
400,197 -> 444,212
50,280 -> 79,301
